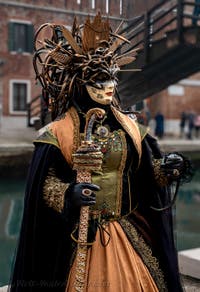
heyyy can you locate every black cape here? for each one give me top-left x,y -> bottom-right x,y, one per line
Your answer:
9,134 -> 183,292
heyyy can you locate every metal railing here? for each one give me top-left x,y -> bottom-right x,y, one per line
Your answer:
28,1 -> 200,127
120,0 -> 200,64
27,94 -> 48,128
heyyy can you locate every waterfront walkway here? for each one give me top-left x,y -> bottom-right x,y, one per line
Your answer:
0,117 -> 36,148
0,119 -> 200,154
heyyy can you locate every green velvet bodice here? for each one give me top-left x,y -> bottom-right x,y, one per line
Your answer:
90,129 -> 127,219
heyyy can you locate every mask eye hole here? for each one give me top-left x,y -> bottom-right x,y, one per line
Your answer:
95,72 -> 110,82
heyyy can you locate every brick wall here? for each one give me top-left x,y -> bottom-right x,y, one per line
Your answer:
0,0 -> 126,116
149,72 -> 200,119
0,0 -> 199,120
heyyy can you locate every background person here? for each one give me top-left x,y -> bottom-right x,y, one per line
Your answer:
187,110 -> 195,139
192,0 -> 200,25
154,111 -> 164,139
194,113 -> 200,138
180,111 -> 187,139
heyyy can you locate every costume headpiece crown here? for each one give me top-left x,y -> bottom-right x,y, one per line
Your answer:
33,13 -> 138,119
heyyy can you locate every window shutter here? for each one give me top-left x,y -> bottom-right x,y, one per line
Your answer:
8,22 -> 14,51
27,24 -> 34,53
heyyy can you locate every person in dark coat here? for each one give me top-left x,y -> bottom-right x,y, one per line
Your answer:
192,0 -> 200,25
180,111 -> 187,138
155,111 -> 164,139
187,110 -> 195,139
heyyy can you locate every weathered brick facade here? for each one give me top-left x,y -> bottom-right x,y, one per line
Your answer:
0,0 -> 199,123
0,0 -> 129,116
149,71 -> 200,120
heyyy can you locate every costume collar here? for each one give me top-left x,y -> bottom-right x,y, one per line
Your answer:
34,106 -> 143,166
111,105 -> 142,165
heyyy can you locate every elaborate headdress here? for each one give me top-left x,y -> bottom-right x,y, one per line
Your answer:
33,12 -> 137,119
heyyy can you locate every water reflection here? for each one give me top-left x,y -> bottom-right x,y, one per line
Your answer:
0,179 -> 25,287
176,169 -> 200,251
0,168 -> 199,286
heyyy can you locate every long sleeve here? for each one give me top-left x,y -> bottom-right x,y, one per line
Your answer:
43,167 -> 70,213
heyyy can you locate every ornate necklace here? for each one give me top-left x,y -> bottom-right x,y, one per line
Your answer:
94,122 -> 123,155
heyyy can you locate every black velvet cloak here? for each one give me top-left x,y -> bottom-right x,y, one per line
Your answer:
9,132 -> 183,292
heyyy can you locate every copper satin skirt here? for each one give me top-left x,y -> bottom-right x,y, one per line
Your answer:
66,221 -> 158,292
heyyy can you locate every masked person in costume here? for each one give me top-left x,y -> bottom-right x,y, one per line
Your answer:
10,13 -> 192,292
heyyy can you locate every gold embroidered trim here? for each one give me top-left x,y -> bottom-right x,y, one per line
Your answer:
152,159 -> 168,187
116,130 -> 127,215
119,218 -> 167,292
43,168 -> 69,213
69,107 -> 81,155
111,106 -> 142,167
127,159 -> 134,213
34,128 -> 60,149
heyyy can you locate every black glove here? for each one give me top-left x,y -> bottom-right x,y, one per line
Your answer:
66,182 -> 100,209
161,152 -> 192,182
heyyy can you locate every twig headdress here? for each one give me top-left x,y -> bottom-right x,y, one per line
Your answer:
33,12 -> 137,119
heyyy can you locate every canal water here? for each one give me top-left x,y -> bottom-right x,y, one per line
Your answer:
0,165 -> 199,286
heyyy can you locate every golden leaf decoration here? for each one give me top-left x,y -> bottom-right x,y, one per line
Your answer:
49,51 -> 69,65
82,13 -> 110,52
61,25 -> 83,54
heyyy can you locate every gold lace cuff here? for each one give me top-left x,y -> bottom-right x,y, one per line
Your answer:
152,159 -> 168,187
43,168 -> 69,213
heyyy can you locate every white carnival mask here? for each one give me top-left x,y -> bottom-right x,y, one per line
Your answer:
86,80 -> 116,105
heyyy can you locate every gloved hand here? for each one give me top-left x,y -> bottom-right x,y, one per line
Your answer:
161,152 -> 184,180
66,182 -> 100,209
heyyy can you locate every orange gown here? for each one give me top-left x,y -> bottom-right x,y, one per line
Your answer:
67,221 -> 159,292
